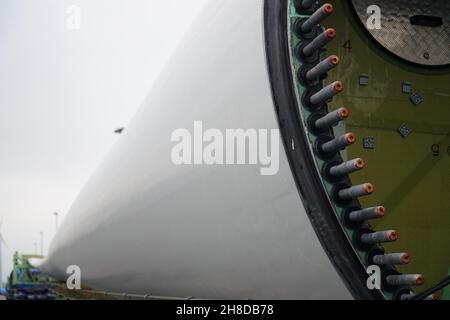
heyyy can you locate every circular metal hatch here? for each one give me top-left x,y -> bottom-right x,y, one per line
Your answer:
350,0 -> 450,67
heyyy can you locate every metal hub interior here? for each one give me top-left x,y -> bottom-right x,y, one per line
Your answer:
287,0 -> 450,299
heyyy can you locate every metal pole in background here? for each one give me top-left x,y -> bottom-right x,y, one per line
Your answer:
40,231 -> 44,256
0,217 -> 4,287
53,212 -> 59,232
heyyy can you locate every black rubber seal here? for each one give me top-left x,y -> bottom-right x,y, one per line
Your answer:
382,268 -> 402,293
314,136 -> 338,160
294,18 -> 319,40
367,246 -> 385,265
264,0 -> 383,300
342,205 -> 364,229
394,287 -> 413,300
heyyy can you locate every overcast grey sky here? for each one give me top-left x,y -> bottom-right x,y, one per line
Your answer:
0,0 -> 206,284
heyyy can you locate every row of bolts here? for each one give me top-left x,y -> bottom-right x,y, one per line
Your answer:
293,0 -> 430,299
